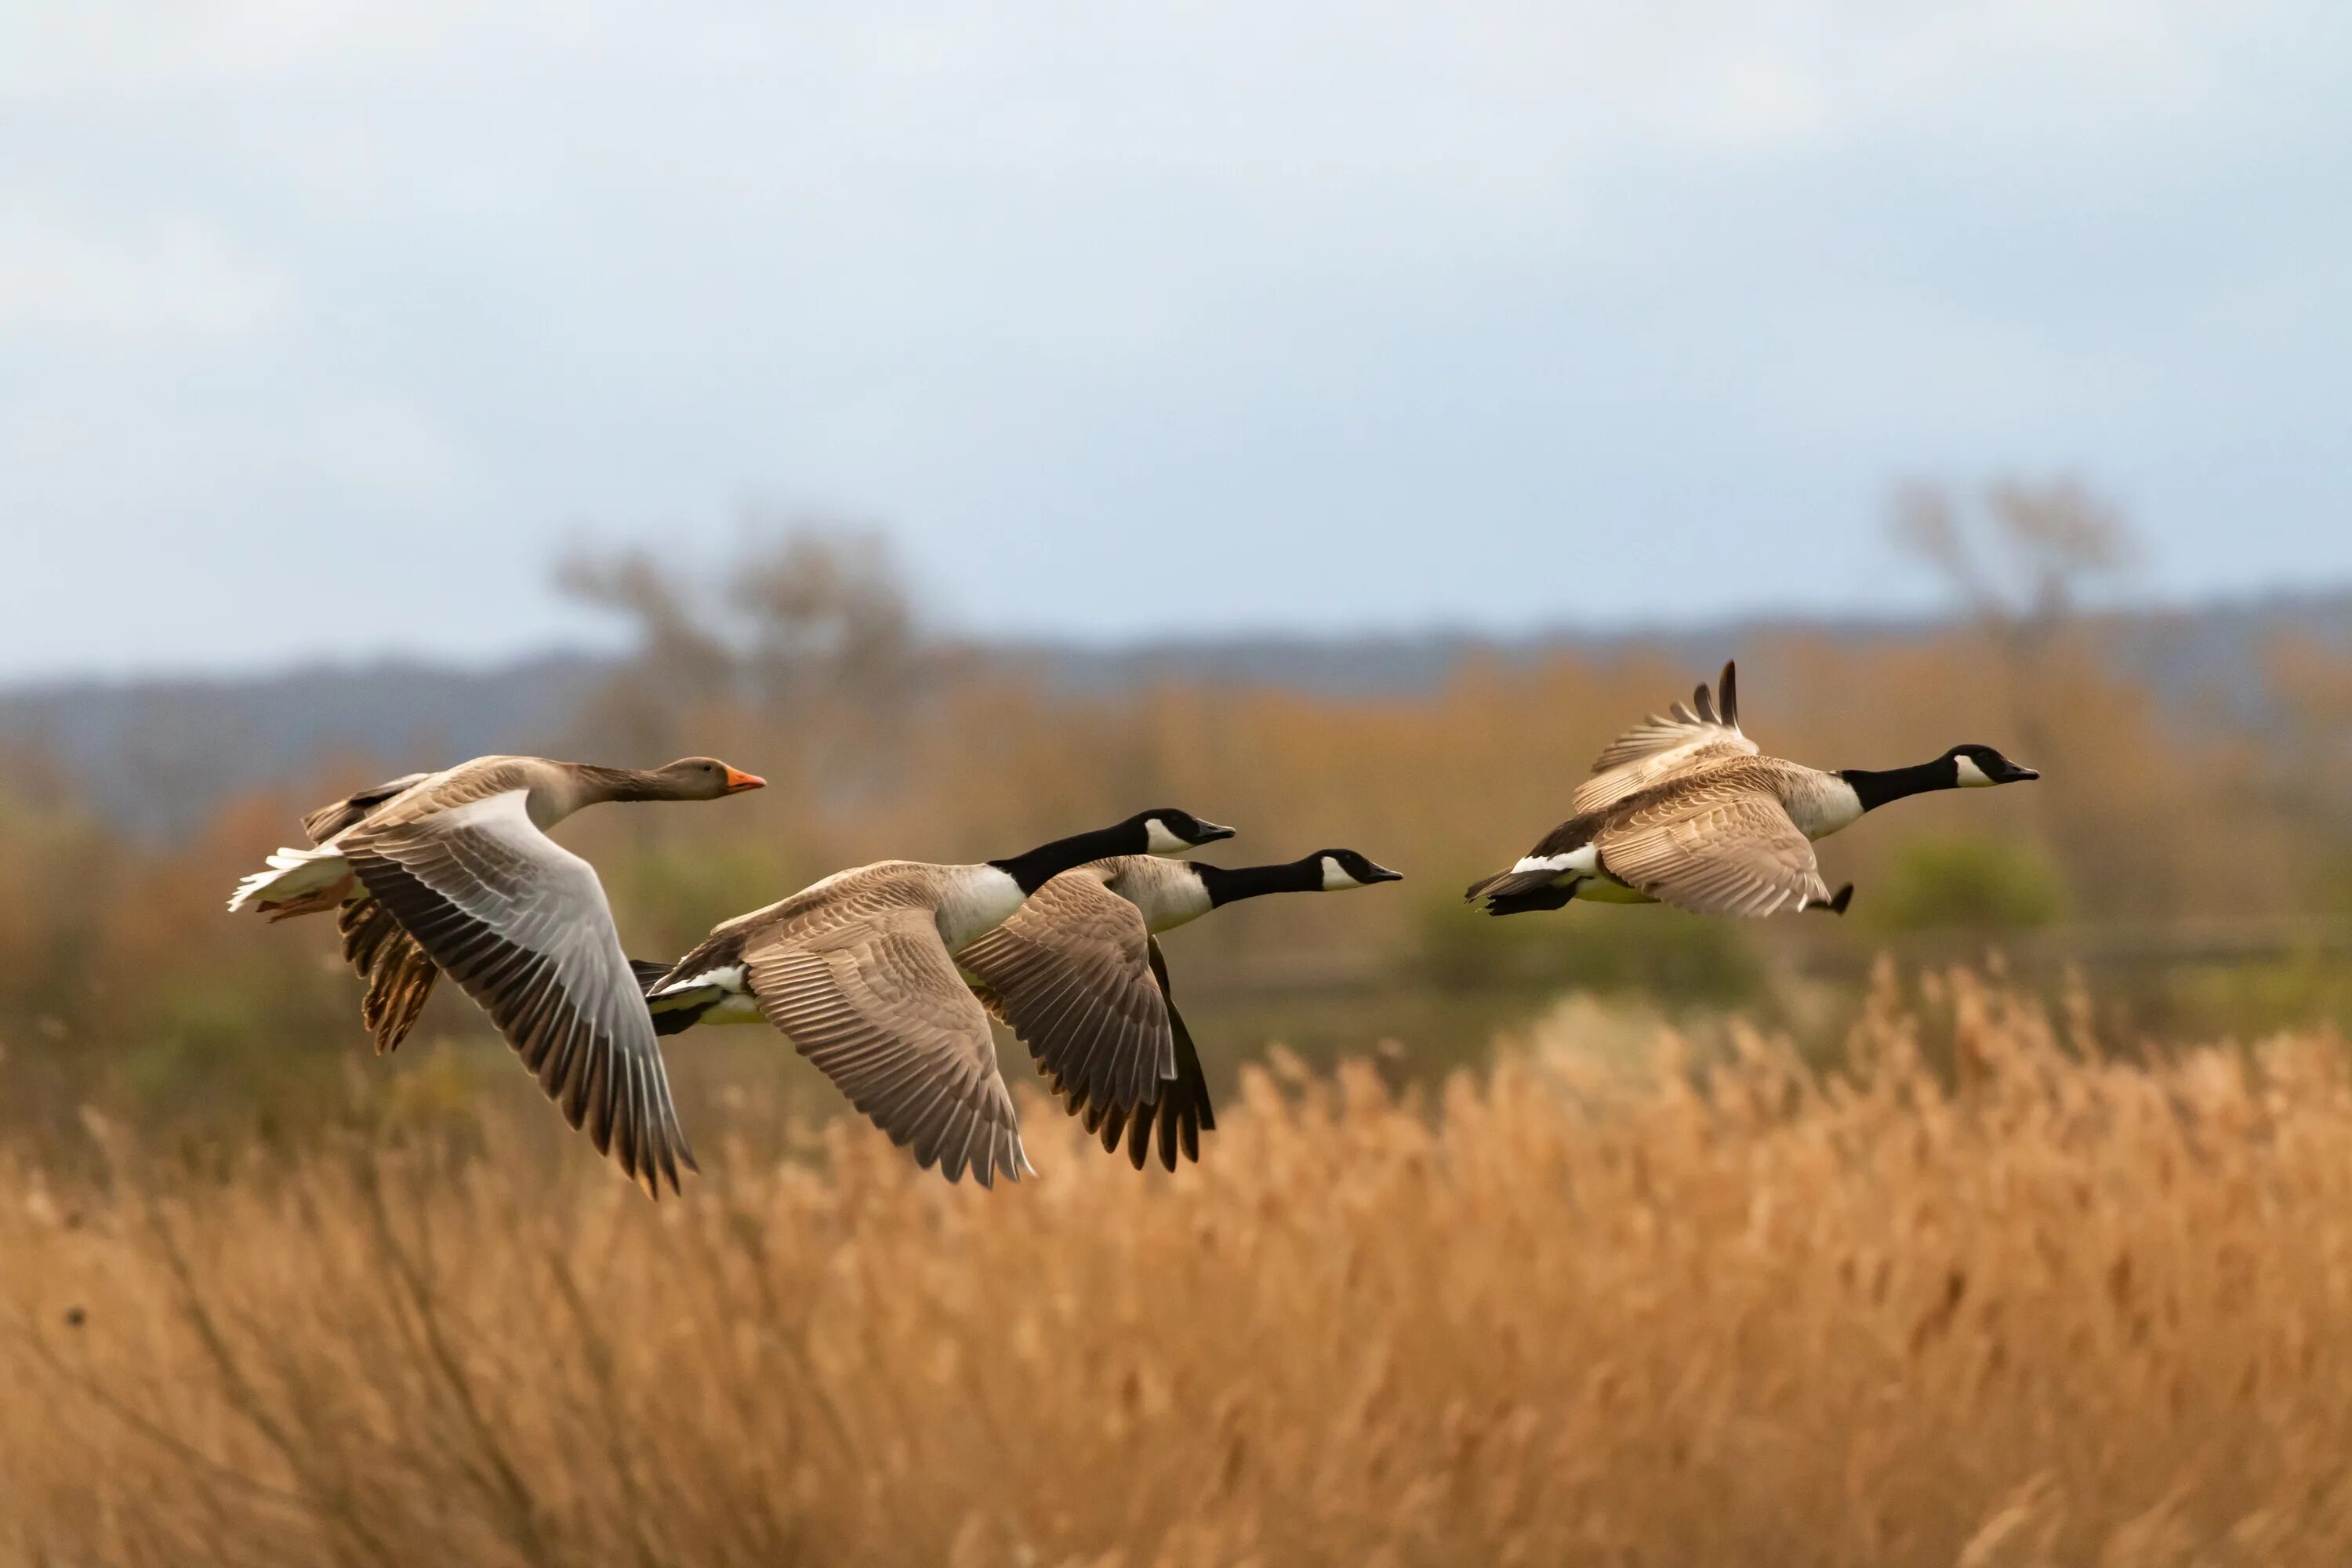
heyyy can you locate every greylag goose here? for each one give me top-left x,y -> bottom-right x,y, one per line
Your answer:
636,808 -> 1236,1185
228,755 -> 765,1194
958,848 -> 1402,1171
1467,662 -> 2037,917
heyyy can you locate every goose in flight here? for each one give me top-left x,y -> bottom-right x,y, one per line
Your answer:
1467,662 -> 2038,917
228,755 -> 766,1194
637,809 -> 1236,1185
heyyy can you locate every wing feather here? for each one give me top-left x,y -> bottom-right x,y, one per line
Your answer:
338,790 -> 695,1196
746,909 -> 1025,1186
1595,783 -> 1834,918
1573,661 -> 1759,813
954,869 -> 1176,1116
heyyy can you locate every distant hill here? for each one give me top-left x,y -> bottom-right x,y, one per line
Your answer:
0,654 -> 606,837
1002,590 -> 2352,710
6,591 -> 2350,838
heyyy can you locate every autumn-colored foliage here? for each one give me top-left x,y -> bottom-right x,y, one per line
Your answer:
11,971 -> 2352,1564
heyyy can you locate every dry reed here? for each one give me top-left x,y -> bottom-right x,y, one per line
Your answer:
10,970 -> 2352,1566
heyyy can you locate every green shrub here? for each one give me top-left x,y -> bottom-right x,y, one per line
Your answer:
1871,834 -> 2066,933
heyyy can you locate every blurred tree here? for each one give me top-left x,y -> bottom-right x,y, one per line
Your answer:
728,515 -> 924,717
1891,477 -> 2140,911
554,543 -> 739,761
556,510 -> 934,768
1892,477 -> 2135,631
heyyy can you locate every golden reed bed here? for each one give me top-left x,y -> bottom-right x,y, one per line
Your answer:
10,972 -> 2352,1566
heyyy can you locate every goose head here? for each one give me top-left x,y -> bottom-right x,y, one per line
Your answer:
1312,849 -> 1405,890
648,757 -> 769,799
1945,745 -> 2039,788
1133,808 -> 1236,855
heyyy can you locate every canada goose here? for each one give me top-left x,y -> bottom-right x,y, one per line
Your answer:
228,755 -> 767,1194
959,848 -> 1403,1171
1466,662 -> 2038,917
637,808 -> 1236,1185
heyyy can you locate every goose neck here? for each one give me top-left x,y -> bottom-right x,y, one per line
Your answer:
1838,757 -> 1960,812
1195,858 -> 1321,908
989,822 -> 1139,895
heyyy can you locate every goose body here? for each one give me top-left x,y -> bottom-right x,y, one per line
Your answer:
641,809 -> 1236,1185
228,753 -> 766,1194
1467,662 -> 2038,918
957,848 -> 1403,1171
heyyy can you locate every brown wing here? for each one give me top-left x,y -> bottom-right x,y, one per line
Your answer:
336,898 -> 440,1054
303,772 -> 433,844
1595,783 -> 1834,918
338,789 -> 696,1196
1084,938 -> 1215,1171
1573,662 -> 1758,814
956,867 -> 1176,1115
746,905 -> 1026,1187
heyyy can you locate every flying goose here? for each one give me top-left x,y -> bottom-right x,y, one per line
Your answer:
1466,662 -> 2038,917
637,808 -> 1236,1185
957,848 -> 1403,1171
228,755 -> 767,1194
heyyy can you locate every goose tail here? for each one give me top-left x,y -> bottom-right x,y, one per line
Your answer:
227,845 -> 351,916
1465,866 -> 1569,908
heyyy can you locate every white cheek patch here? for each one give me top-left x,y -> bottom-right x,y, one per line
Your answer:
1955,755 -> 1994,788
1512,844 -> 1599,877
1144,819 -> 1189,855
1320,855 -> 1353,891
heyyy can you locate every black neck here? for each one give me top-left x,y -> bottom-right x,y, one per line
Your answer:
989,823 -> 1145,895
1194,858 -> 1322,908
1838,757 -> 1960,813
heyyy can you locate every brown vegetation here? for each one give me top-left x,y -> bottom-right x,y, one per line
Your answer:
11,971 -> 2352,1564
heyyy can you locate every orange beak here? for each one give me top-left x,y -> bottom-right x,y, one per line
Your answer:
723,767 -> 767,793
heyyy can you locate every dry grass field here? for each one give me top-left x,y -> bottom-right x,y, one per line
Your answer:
11,969 -> 2352,1566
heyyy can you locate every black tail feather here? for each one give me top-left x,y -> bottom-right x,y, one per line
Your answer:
1483,886 -> 1577,917
1468,866 -> 1576,913
1808,884 -> 1853,916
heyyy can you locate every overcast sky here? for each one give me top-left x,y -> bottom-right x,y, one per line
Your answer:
5,2 -> 2350,680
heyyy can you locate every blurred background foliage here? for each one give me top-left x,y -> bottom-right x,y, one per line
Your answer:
4,481 -> 2352,1156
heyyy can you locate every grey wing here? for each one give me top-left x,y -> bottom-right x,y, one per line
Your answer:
746,906 -> 1026,1187
338,790 -> 695,1196
955,868 -> 1176,1116
1595,787 -> 1835,918
1573,662 -> 1758,813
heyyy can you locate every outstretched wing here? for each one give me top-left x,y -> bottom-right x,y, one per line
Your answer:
1083,938 -> 1216,1171
1595,782 -> 1835,918
746,906 -> 1026,1186
338,790 -> 695,1196
1573,661 -> 1758,813
956,866 -> 1176,1115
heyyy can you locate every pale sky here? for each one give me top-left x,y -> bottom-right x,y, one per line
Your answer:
5,2 -> 2350,679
